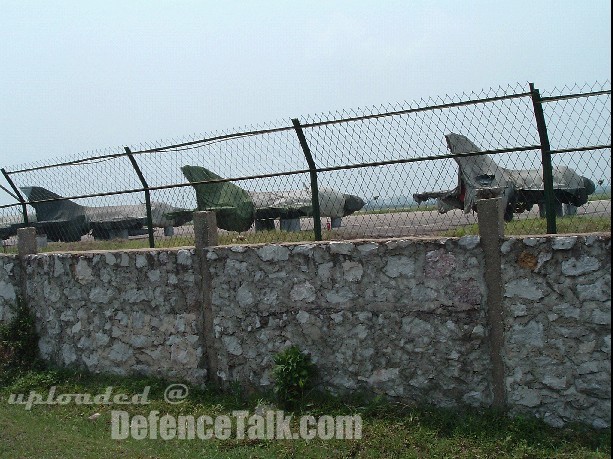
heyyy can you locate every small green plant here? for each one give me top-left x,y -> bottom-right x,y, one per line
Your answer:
0,297 -> 41,376
271,345 -> 315,408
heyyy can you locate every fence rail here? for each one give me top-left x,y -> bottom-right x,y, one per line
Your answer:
1,81 -> 610,251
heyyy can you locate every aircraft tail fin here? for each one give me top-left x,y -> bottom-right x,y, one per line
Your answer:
181,166 -> 255,232
20,186 -> 86,222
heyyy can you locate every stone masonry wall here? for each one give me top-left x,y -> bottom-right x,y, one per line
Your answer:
0,255 -> 19,323
22,249 -> 205,383
206,237 -> 493,408
500,235 -> 611,428
0,234 -> 610,428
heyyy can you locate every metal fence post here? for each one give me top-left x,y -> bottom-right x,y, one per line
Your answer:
1,168 -> 29,226
125,148 -> 155,248
292,118 -> 322,241
529,83 -> 557,234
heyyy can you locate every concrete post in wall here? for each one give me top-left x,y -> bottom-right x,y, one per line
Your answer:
16,227 -> 37,308
17,227 -> 37,258
194,211 -> 219,249
193,211 -> 221,387
475,188 -> 506,408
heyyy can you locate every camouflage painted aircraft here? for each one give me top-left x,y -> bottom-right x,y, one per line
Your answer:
413,133 -> 596,221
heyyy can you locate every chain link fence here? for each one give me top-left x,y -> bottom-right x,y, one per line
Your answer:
1,81 -> 610,252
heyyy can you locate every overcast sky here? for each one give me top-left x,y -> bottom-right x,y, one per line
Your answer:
0,0 -> 610,202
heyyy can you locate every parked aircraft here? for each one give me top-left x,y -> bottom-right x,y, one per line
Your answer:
180,165 -> 365,232
14,187 -> 193,242
413,133 -> 596,221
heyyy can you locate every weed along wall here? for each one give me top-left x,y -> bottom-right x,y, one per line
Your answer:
0,234 -> 610,428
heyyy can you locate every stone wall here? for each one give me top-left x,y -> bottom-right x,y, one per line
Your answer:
206,238 -> 493,408
0,255 -> 19,323
500,235 -> 611,429
19,250 -> 205,383
0,233 -> 609,428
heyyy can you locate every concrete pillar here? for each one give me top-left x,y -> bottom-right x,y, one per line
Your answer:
17,227 -> 37,257
194,211 -> 218,249
476,192 -> 506,408
193,211 -> 220,387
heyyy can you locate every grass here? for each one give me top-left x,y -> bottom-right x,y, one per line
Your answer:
589,192 -> 611,202
442,215 -> 611,237
1,211 -> 609,255
0,368 -> 610,458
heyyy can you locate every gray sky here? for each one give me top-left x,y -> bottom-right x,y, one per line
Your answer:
0,0 -> 611,205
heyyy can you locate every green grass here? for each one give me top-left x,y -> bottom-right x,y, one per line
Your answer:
0,368 -> 610,458
442,216 -> 611,237
588,193 -> 611,202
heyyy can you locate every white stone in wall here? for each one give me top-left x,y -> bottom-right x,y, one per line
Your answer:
0,280 -> 16,301
71,321 -> 82,334
222,335 -> 243,356
357,242 -> 378,254
61,344 -> 77,364
135,254 -> 148,268
384,256 -> 415,278
257,245 -> 290,261
75,258 -> 93,284
552,236 -> 578,250
147,269 -> 161,282
95,332 -> 110,346
458,235 -> 480,250
177,249 -> 192,266
561,256 -> 600,276
510,321 -> 544,347
296,310 -> 310,324
89,287 -> 113,303
109,341 -> 133,362
236,284 -> 255,307
342,261 -> 363,282
290,282 -> 316,303
553,303 -> 581,319
329,242 -> 354,255
120,253 -> 130,267
317,262 -> 333,280
602,335 -> 611,354
366,367 -> 400,385
543,375 -> 568,390
591,309 -> 611,326
500,239 -> 515,254
514,387 -> 541,407
504,278 -> 544,300
53,258 -> 65,277
577,277 -> 611,302
577,361 -> 599,374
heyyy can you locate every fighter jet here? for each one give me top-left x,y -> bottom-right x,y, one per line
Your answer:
17,187 -> 193,242
413,133 -> 596,221
180,165 -> 365,232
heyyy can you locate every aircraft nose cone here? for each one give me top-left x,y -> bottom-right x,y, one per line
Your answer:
343,194 -> 365,215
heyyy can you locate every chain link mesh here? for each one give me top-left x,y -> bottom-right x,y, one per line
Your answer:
1,82 -> 610,252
